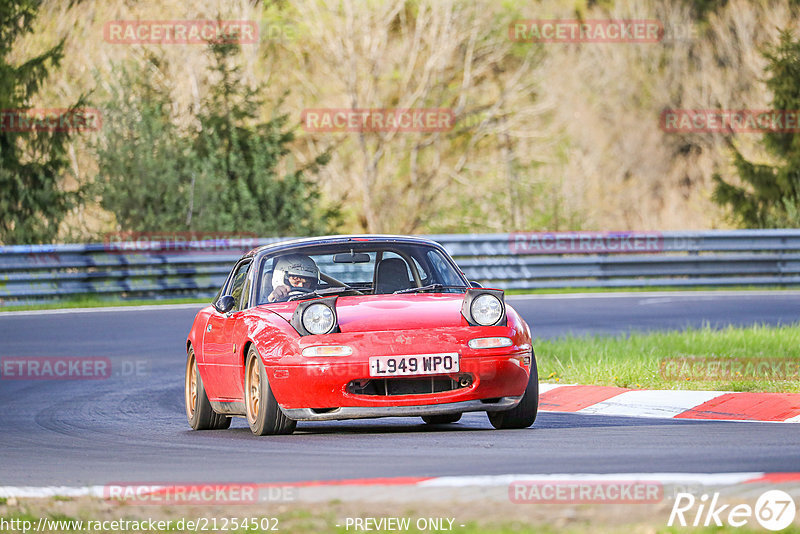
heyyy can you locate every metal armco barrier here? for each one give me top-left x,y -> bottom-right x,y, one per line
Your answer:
0,230 -> 799,304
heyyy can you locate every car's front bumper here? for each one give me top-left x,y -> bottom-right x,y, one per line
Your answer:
282,396 -> 522,421
261,326 -> 533,413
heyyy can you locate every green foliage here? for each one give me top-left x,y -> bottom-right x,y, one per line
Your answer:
0,0 -> 84,244
92,64 -> 194,232
713,30 -> 800,228
192,42 -> 335,235
94,43 -> 336,237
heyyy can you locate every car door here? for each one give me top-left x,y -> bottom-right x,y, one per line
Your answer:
202,259 -> 252,400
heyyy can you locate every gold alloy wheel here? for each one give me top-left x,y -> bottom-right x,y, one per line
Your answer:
185,350 -> 197,419
247,355 -> 261,423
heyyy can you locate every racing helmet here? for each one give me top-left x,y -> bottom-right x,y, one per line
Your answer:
272,254 -> 319,290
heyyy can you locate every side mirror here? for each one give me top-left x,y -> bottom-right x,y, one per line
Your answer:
470,281 -> 483,288
214,295 -> 236,314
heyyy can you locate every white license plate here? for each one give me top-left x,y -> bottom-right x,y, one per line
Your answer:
369,353 -> 459,377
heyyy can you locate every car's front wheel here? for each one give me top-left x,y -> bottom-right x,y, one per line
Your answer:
185,345 -> 231,430
487,353 -> 539,430
422,413 -> 462,425
245,346 -> 296,436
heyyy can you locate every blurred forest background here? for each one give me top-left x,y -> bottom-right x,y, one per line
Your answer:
3,0 -> 800,244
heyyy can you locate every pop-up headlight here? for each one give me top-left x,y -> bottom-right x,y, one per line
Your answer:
461,288 -> 507,327
290,296 -> 339,336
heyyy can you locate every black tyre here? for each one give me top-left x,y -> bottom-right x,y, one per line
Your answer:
185,346 -> 231,430
487,353 -> 539,429
422,413 -> 462,424
245,346 -> 296,436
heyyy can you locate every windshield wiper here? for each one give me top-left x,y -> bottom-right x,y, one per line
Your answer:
287,286 -> 364,301
393,284 -> 468,294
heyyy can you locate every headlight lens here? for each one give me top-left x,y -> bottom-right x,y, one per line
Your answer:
468,337 -> 513,349
302,303 -> 335,335
470,294 -> 503,326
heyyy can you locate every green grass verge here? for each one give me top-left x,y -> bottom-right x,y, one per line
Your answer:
0,295 -> 208,312
536,323 -> 800,392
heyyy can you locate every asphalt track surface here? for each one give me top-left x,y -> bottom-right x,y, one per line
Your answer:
0,291 -> 798,486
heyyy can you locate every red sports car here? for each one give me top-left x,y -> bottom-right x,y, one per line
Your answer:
185,235 -> 538,435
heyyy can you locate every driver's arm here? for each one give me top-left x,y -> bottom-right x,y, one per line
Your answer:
268,285 -> 290,302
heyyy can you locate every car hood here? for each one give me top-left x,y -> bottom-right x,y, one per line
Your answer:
267,293 -> 468,332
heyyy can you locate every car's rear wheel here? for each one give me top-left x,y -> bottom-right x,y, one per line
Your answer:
487,353 -> 538,430
422,413 -> 462,425
185,345 -> 231,430
245,346 -> 296,436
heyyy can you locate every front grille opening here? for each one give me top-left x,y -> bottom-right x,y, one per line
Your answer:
347,375 -> 472,396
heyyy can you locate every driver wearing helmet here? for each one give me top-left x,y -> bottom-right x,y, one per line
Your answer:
267,254 -> 319,302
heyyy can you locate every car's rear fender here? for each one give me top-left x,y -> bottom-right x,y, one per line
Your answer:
186,305 -> 214,361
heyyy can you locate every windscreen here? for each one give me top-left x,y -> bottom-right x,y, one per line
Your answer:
255,241 -> 468,305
